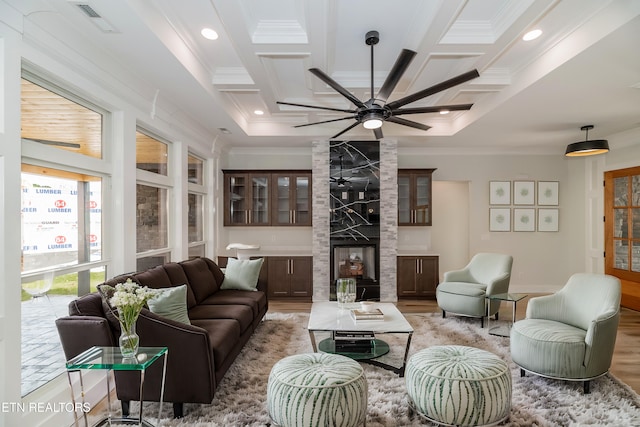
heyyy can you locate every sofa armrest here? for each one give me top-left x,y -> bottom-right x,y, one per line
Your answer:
115,308 -> 217,404
55,316 -> 115,360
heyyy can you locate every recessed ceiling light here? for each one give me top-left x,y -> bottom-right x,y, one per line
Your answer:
523,29 -> 542,41
201,28 -> 219,40
439,109 -> 450,115
254,110 -> 264,115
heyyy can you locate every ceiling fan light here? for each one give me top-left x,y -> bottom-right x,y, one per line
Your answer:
565,125 -> 609,157
363,118 -> 383,129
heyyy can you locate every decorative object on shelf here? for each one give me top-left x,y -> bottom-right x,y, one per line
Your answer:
336,278 -> 357,308
565,125 -> 609,157
489,181 -> 511,205
537,181 -> 559,205
489,208 -> 511,232
513,181 -> 535,205
513,208 -> 535,232
226,243 -> 260,260
538,208 -> 559,232
101,279 -> 155,357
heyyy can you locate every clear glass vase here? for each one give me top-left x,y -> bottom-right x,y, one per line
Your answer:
119,321 -> 139,358
336,278 -> 357,308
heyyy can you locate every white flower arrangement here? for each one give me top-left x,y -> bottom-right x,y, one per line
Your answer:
102,279 -> 156,337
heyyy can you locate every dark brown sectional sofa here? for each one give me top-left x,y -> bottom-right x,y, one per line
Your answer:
55,257 -> 267,418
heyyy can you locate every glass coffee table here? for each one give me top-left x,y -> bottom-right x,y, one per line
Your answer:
308,302 -> 413,376
66,346 -> 168,427
486,293 -> 528,337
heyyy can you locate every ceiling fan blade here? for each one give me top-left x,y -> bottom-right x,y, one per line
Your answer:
387,116 -> 432,131
293,116 -> 356,128
331,121 -> 361,139
22,137 -> 81,149
277,101 -> 356,114
309,68 -> 366,108
392,103 -> 474,115
376,49 -> 416,103
373,127 -> 384,139
386,69 -> 480,110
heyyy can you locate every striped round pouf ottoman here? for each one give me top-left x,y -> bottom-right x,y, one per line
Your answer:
267,353 -> 367,427
405,345 -> 511,426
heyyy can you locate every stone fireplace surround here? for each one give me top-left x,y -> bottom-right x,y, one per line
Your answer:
312,139 -> 398,302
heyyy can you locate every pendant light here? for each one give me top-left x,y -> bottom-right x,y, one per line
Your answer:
565,125 -> 609,157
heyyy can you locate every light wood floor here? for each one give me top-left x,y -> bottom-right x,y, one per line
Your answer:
269,297 -> 640,394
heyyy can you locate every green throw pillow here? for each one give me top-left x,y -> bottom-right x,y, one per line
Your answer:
221,258 -> 264,291
147,284 -> 191,325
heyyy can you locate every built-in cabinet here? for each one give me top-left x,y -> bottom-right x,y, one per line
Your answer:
217,255 -> 312,301
223,170 -> 312,226
397,255 -> 439,299
398,169 -> 435,226
272,172 -> 312,226
267,256 -> 312,299
223,172 -> 271,225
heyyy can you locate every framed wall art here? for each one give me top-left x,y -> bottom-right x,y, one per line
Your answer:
537,181 -> 559,205
513,181 -> 535,205
489,181 -> 511,205
489,208 -> 511,232
513,208 -> 535,232
538,208 -> 559,232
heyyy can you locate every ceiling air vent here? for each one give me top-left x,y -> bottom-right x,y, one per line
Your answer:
72,2 -> 119,33
76,3 -> 100,18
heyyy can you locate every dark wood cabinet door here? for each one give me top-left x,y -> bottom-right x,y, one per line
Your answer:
398,169 -> 435,226
290,257 -> 312,296
272,173 -> 312,226
397,257 -> 419,296
416,256 -> 439,296
267,257 -> 292,297
397,256 -> 439,298
267,256 -> 312,299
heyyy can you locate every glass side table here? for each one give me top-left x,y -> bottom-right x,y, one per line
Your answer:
66,346 -> 168,427
486,293 -> 528,337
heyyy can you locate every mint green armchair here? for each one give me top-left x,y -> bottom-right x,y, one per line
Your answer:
436,253 -> 513,327
510,273 -> 621,393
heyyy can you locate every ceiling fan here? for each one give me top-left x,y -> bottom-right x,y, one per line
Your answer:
277,30 -> 480,139
330,155 -> 351,187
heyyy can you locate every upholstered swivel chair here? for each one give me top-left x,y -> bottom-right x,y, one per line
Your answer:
436,253 -> 513,327
511,273 -> 621,393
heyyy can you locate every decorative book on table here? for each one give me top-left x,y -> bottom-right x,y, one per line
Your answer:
350,308 -> 384,321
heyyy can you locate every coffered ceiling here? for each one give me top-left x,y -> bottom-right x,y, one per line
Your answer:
4,0 -> 640,153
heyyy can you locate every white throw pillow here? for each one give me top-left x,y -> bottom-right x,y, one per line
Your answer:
221,258 -> 264,291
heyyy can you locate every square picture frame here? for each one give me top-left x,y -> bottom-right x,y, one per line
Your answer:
513,208 -> 535,232
489,181 -> 511,205
538,208 -> 559,232
513,181 -> 535,205
489,208 -> 511,232
538,181 -> 559,205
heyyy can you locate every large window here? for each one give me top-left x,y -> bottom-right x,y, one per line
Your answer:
188,154 -> 206,258
20,73 -> 108,396
136,130 -> 171,270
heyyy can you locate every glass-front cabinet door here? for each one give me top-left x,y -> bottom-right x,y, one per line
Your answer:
272,172 -> 312,226
224,172 -> 270,225
251,175 -> 270,225
398,169 -> 435,226
398,175 -> 411,224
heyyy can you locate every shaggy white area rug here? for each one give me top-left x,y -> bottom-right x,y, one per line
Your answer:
105,312 -> 640,426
